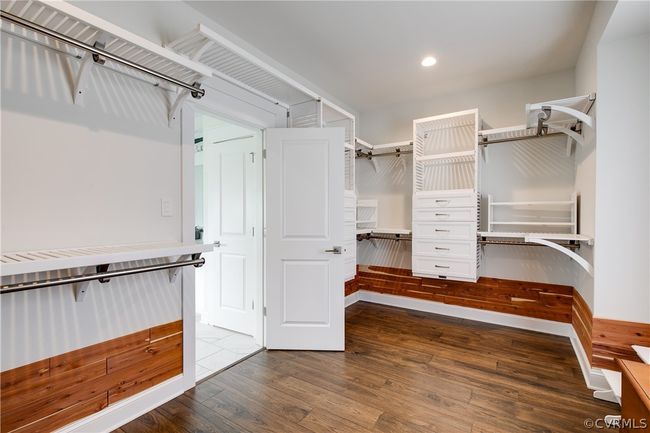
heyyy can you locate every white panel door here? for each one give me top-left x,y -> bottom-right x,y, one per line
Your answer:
265,128 -> 344,350
203,134 -> 262,337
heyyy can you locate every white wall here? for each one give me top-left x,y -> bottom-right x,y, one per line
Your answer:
0,1 -> 345,370
593,2 -> 650,322
357,70 -> 579,285
573,0 -> 617,311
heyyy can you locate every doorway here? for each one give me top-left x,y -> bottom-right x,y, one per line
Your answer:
193,110 -> 264,381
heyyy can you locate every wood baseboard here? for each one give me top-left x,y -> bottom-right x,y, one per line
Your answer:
356,265 -> 573,323
572,289 -> 593,364
0,320 -> 183,433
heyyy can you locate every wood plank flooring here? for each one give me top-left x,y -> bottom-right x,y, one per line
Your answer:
115,302 -> 618,433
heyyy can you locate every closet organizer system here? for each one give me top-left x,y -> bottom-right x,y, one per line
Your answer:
0,0 -> 359,295
355,94 -> 596,282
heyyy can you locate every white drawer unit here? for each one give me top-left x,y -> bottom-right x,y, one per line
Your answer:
413,109 -> 481,282
413,221 -> 476,240
413,207 -> 476,222
412,239 -> 476,260
414,192 -> 477,209
412,256 -> 476,280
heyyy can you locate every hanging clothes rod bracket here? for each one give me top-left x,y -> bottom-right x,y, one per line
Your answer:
1,256 -> 206,299
0,10 -> 205,99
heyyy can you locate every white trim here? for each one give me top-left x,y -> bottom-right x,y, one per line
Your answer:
569,331 -> 609,391
356,290 -> 573,336
56,375 -> 185,433
345,291 -> 361,307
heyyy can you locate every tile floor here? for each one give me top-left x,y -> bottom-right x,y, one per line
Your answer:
195,320 -> 262,381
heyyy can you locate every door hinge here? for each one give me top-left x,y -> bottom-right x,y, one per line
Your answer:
262,149 -> 267,159
252,299 -> 254,310
250,152 -> 255,163
263,306 -> 267,316
252,226 -> 255,237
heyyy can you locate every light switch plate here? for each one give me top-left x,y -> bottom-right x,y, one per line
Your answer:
161,198 -> 172,217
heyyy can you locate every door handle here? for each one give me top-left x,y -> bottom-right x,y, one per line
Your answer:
324,246 -> 342,254
214,241 -> 226,248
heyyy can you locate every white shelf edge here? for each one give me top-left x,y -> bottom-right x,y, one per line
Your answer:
357,228 -> 412,235
479,231 -> 593,243
491,222 -> 574,226
490,201 -> 574,206
416,150 -> 475,161
1,242 -> 214,277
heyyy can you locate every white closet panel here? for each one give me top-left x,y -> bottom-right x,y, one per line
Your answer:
412,109 -> 481,282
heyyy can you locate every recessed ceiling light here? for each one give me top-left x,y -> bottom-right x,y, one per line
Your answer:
421,56 -> 437,67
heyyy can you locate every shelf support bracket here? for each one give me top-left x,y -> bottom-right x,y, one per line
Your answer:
168,88 -> 190,126
530,103 -> 594,128
73,36 -> 108,106
168,255 -> 191,283
73,266 -> 94,302
525,237 -> 593,276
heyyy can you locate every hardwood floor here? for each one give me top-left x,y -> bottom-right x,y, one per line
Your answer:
115,302 -> 618,433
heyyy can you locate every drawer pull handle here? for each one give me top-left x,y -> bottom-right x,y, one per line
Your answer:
435,199 -> 450,203
435,247 -> 450,251
435,265 -> 450,269
435,229 -> 450,232
435,213 -> 449,217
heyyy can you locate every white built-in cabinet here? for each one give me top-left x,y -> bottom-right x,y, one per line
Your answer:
288,99 -> 357,281
412,109 -> 481,282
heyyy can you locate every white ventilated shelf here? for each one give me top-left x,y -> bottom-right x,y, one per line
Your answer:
166,23 -> 315,107
416,150 -> 475,162
0,1 -> 211,91
478,121 -> 576,142
1,242 -> 214,277
479,231 -> 593,244
490,200 -> 574,206
491,222 -> 574,226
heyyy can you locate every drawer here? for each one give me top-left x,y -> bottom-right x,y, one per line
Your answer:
412,256 -> 476,279
412,239 -> 476,259
413,221 -> 476,240
413,207 -> 476,222
414,193 -> 476,209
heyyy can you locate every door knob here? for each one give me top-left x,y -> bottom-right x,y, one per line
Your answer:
324,246 -> 342,254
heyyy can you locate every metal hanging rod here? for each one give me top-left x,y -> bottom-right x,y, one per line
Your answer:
0,10 -> 205,99
357,233 -> 412,242
478,131 -> 567,146
0,256 -> 205,295
356,148 -> 413,160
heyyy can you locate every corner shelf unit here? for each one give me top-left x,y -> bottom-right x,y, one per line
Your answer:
1,242 -> 214,300
356,199 -> 378,230
486,193 -> 578,234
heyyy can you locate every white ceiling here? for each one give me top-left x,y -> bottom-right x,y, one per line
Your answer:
187,1 -> 595,112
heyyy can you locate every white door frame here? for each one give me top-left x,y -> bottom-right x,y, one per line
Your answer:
180,78 -> 287,389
